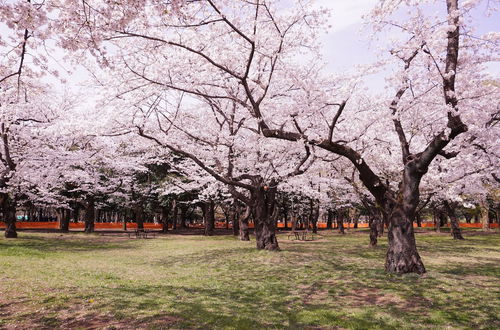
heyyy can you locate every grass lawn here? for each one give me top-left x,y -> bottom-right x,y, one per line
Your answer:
0,229 -> 499,329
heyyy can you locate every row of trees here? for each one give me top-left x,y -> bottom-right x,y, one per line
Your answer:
1,0 -> 498,274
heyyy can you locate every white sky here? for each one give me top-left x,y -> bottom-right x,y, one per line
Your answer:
2,0 -> 498,100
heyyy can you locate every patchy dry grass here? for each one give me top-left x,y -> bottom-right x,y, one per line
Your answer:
0,230 -> 499,329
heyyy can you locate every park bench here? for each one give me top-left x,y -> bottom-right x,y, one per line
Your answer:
128,229 -> 156,239
287,230 -> 315,241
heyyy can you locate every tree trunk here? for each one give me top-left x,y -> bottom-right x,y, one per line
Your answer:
73,206 -> 80,223
179,204 -> 188,229
172,200 -> 178,230
479,200 -> 490,231
1,194 -> 17,238
283,204 -> 289,230
59,208 -> 70,232
444,201 -> 464,240
327,209 -> 333,229
224,205 -> 231,230
161,205 -> 170,233
123,210 -> 128,231
202,201 -> 215,236
384,170 -> 426,275
252,184 -> 279,250
291,212 -> 297,232
385,203 -> 426,274
309,200 -> 319,234
136,207 -> 144,230
232,204 -> 240,236
434,209 -> 442,232
84,196 -> 95,234
338,214 -> 345,234
239,206 -> 250,241
377,212 -> 385,237
369,216 -> 378,247
415,212 -> 422,227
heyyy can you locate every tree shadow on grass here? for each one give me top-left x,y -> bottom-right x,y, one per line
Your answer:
438,262 -> 499,277
99,283 -> 292,329
0,234 -> 135,256
152,246 -> 258,268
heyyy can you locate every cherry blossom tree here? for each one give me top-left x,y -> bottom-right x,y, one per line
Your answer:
256,0 -> 499,273
55,0 -> 327,250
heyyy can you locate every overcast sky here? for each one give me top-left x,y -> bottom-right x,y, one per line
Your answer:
3,0 -> 497,99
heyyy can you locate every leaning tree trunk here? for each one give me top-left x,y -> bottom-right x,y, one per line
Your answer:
444,201 -> 464,240
84,196 -> 95,234
252,184 -> 279,250
1,194 -> 17,238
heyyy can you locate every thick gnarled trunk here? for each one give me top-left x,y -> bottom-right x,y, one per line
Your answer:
252,185 -> 279,251
385,204 -> 425,274
384,169 -> 426,275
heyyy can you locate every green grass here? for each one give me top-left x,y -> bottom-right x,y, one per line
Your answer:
0,230 -> 499,329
